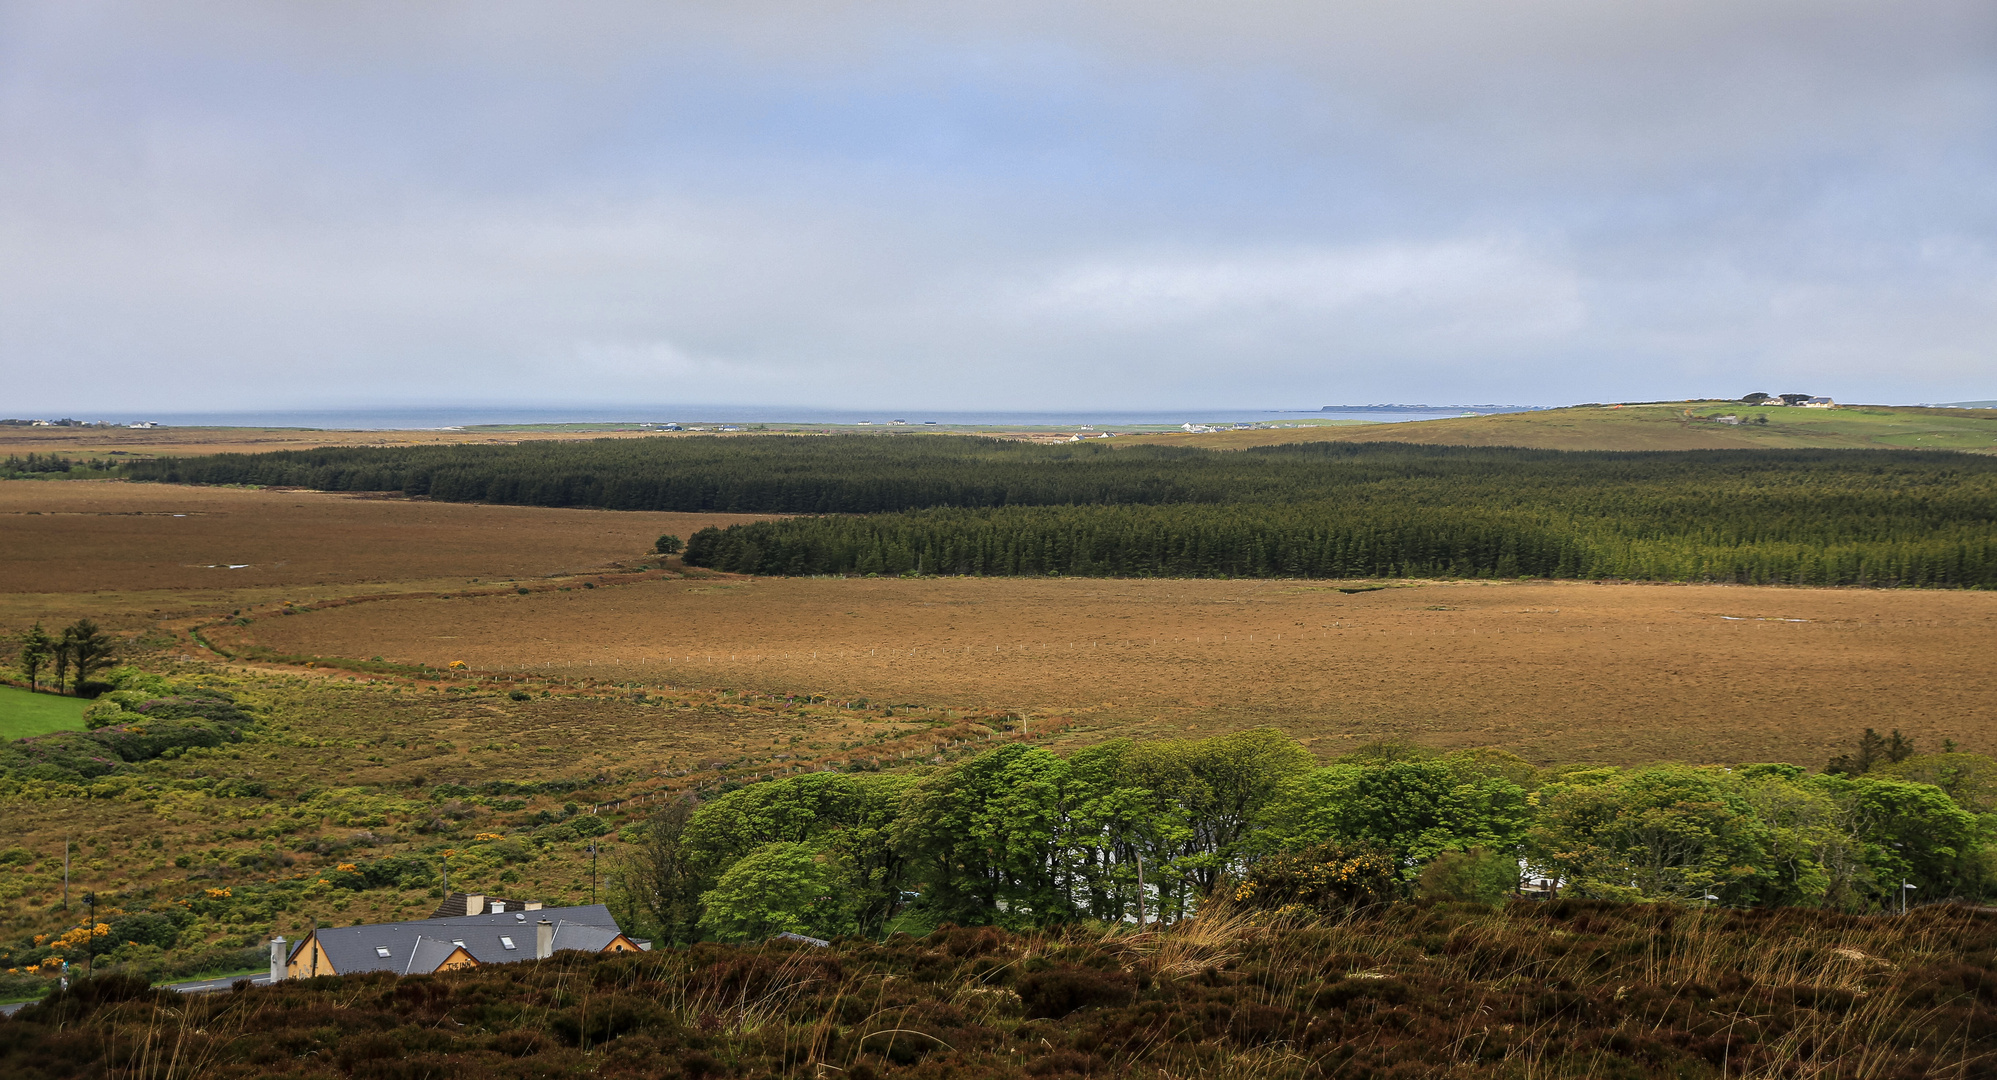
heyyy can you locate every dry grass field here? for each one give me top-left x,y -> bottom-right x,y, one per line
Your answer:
235,573 -> 1997,767
0,423 -> 688,460
0,479 -> 774,627
6,479 -> 1993,769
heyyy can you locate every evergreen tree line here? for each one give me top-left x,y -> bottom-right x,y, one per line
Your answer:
124,436 -> 1997,586
15,620 -> 115,696
120,436 -> 1997,518
2,454 -> 103,477
617,730 -> 1997,945
682,502 -> 1997,586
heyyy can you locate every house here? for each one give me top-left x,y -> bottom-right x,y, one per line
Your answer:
1802,397 -> 1835,408
278,902 -> 645,980
428,891 -> 539,918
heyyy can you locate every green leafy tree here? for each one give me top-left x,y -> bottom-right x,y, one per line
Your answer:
682,771 -> 912,934
1738,766 -> 1857,908
1062,739 -> 1196,924
696,841 -> 858,942
653,534 -> 683,555
1172,728 -> 1314,894
616,797 -> 702,946
1417,848 -> 1518,906
1807,774 -> 1982,905
1259,761 -> 1531,876
17,624 -> 53,692
1529,766 -> 1774,905
1877,753 -> 1997,814
895,743 -> 1073,928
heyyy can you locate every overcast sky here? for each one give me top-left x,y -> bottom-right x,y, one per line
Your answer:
3,1 -> 1993,413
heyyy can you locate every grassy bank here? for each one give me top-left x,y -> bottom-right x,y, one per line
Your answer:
0,686 -> 86,739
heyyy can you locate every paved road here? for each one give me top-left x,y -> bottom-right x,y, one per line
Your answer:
2,973 -> 271,1018
163,973 -> 273,995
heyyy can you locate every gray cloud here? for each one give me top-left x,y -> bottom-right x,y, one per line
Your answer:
1,0 -> 1992,412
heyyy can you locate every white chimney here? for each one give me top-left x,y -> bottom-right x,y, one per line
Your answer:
490,900 -> 505,914
535,918 -> 554,960
269,936 -> 287,983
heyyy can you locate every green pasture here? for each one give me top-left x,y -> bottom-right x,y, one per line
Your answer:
0,685 -> 88,739
1711,404 -> 1997,451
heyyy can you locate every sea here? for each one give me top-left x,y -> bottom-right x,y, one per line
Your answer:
70,405 -> 1546,430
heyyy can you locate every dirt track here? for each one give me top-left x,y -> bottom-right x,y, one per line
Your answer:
240,575 -> 1997,766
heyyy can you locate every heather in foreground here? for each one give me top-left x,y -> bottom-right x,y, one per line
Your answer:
6,901 -> 1993,1079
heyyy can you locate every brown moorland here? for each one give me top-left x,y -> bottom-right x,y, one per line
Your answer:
0,479 -> 774,627
234,573 -> 1997,767
0,423 -> 692,460
10,902 -> 1990,1080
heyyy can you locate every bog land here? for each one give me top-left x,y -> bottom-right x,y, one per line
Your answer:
5,433 -> 1997,1074
2,478 -> 1992,767
225,573 -> 1997,767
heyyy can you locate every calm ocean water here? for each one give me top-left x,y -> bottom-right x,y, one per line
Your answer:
82,405 -> 1544,430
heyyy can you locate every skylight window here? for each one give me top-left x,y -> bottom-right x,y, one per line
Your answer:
375,947 -> 392,958
500,936 -> 517,950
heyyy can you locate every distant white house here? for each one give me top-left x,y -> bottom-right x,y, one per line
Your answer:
1802,397 -> 1835,408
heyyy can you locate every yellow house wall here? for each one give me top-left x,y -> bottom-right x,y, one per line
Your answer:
436,948 -> 478,972
287,935 -> 335,979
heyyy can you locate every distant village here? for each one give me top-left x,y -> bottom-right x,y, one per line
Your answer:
1,418 -> 158,428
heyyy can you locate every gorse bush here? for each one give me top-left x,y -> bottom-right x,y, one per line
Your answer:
127,436 -> 1997,585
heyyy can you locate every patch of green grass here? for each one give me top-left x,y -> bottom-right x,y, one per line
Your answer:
0,684 -> 88,739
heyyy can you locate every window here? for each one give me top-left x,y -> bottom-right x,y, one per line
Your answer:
500,936 -> 517,950
375,947 -> 392,958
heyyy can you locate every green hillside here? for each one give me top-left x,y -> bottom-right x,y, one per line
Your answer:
1122,402 -> 1997,452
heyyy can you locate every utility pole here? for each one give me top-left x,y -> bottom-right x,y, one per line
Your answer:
84,891 -> 96,976
63,840 -> 70,909
590,843 -> 598,904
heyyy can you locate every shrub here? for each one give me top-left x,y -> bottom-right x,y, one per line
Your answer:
1232,842 -> 1397,917
12,973 -> 169,1025
1417,848 -> 1518,906
1016,962 -> 1135,1018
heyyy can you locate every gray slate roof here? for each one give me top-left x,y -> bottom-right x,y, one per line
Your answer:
404,936 -> 465,975
299,903 -> 624,976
